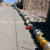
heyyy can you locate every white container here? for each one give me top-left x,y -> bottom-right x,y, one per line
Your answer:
28,23 -> 33,26
24,16 -> 28,20
37,32 -> 43,36
34,29 -> 42,38
35,29 -> 41,32
44,42 -> 50,50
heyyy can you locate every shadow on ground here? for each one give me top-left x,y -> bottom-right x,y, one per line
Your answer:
29,22 -> 50,50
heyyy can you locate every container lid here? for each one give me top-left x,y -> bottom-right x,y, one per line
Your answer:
35,29 -> 41,32
28,23 -> 33,25
37,32 -> 43,35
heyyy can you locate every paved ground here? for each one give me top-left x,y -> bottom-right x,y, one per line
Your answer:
0,6 -> 42,50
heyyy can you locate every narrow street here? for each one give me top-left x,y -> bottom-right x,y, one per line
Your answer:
0,6 -> 42,50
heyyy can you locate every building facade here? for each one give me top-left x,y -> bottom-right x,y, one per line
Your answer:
20,0 -> 49,11
0,0 -> 3,3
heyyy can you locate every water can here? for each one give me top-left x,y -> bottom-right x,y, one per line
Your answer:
31,26 -> 34,32
24,17 -> 30,21
33,29 -> 35,34
28,23 -> 33,26
25,20 -> 31,25
26,22 -> 31,26
26,20 -> 30,24
37,32 -> 43,36
40,38 -> 46,46
27,26 -> 32,30
20,12 -> 23,16
36,32 -> 43,38
37,35 -> 43,43
22,14 -> 26,17
35,29 -> 41,32
26,20 -> 30,23
44,42 -> 50,50
24,16 -> 28,19
42,40 -> 48,48
34,29 -> 42,38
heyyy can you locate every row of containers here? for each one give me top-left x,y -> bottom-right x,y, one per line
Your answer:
15,6 -> 50,50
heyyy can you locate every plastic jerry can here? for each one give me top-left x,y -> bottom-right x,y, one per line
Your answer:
27,22 -> 31,26
24,16 -> 28,20
33,29 -> 35,34
27,26 -> 32,30
42,40 -> 48,48
37,32 -> 43,36
26,20 -> 30,23
23,14 -> 26,17
37,35 -> 43,43
28,23 -> 33,26
44,42 -> 50,50
24,17 -> 30,21
20,12 -> 23,16
35,32 -> 43,38
35,29 -> 41,32
34,29 -> 42,38
40,38 -> 46,46
26,20 -> 30,24
31,26 -> 34,31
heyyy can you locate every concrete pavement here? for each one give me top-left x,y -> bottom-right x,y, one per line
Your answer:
0,6 -> 42,50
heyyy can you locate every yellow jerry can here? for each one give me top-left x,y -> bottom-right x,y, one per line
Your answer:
40,38 -> 46,46
37,35 -> 43,43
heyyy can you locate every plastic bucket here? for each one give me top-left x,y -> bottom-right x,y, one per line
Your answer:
37,36 -> 43,43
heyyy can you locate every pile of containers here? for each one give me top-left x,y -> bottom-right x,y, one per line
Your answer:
15,7 -> 50,50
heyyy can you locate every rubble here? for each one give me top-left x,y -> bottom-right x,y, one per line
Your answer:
19,9 -> 47,22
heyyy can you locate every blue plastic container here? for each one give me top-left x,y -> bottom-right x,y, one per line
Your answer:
20,12 -> 23,16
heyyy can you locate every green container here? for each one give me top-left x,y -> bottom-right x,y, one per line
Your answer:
40,38 -> 46,46
31,26 -> 34,31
